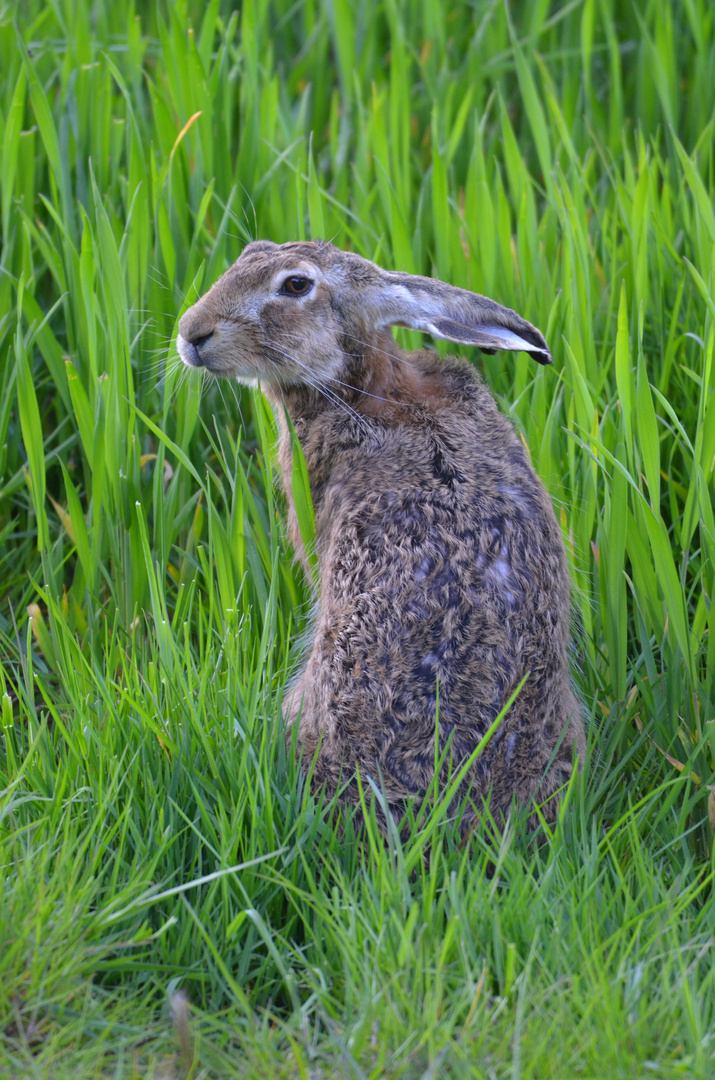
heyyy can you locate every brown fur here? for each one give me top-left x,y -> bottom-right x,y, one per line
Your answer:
177,240 -> 586,831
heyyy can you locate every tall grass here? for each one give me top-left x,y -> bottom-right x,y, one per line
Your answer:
1,0 -> 714,1075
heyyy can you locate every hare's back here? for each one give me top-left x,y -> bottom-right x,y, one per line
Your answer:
312,372 -> 571,799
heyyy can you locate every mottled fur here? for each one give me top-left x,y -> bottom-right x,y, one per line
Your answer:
177,240 -> 586,830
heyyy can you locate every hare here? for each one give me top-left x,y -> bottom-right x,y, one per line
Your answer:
177,240 -> 585,831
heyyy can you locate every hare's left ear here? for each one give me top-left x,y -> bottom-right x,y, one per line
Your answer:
373,271 -> 552,364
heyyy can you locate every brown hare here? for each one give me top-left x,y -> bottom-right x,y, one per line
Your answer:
177,240 -> 585,831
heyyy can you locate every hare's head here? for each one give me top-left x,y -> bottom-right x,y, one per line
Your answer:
177,240 -> 551,386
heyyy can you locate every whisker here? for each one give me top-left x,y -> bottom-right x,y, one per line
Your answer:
295,376 -> 380,441
142,345 -> 176,359
215,379 -> 232,420
266,344 -> 380,442
141,353 -> 176,376
227,378 -> 249,431
273,330 -> 417,407
140,352 -> 183,383
164,362 -> 195,409
272,326 -> 421,406
337,328 -> 423,370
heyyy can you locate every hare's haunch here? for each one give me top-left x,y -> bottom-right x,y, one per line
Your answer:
178,240 -> 585,828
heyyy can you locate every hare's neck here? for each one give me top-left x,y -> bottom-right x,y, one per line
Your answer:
261,385 -> 342,576
263,329 -> 401,425
262,332 -> 404,573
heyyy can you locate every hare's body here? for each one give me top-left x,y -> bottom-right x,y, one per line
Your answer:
178,240 -> 585,827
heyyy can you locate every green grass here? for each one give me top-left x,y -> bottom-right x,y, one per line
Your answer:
1,0 -> 715,1075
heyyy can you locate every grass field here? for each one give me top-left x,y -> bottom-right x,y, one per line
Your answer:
1,0 -> 715,1076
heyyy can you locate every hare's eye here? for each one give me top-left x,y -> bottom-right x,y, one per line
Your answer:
281,276 -> 313,296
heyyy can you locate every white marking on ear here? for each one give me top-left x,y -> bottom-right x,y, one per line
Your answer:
425,321 -> 549,356
474,324 -> 550,355
370,273 -> 551,359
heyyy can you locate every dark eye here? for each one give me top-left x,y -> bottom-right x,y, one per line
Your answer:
281,276 -> 313,296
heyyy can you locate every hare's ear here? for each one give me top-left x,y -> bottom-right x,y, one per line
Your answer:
374,272 -> 552,364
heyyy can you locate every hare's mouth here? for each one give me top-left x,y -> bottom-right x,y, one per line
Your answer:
177,330 -> 233,375
177,331 -> 211,368
176,329 -> 263,386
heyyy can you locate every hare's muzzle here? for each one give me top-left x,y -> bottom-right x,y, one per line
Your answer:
176,330 -> 213,369
177,299 -> 221,369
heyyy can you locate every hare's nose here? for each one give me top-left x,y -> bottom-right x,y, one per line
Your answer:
189,332 -> 213,349
178,303 -> 216,345
177,331 -> 214,369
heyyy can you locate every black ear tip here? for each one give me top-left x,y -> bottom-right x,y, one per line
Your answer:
520,327 -> 552,364
521,326 -> 552,365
